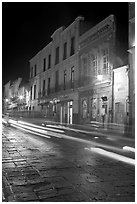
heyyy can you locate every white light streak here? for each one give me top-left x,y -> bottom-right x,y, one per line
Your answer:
9,120 -> 62,138
18,120 -> 64,133
85,147 -> 135,166
10,124 -> 51,139
123,146 -> 135,153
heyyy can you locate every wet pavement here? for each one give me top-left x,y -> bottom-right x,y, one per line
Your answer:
2,123 -> 135,202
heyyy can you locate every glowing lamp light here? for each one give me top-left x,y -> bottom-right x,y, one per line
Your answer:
5,99 -> 9,102
19,95 -> 24,100
97,75 -> 103,81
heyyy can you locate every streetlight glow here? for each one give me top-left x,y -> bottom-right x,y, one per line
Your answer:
97,75 -> 103,81
19,95 -> 24,100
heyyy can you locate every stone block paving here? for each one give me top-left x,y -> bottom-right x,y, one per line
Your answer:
2,126 -> 135,202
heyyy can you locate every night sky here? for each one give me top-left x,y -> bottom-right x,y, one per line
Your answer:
2,2 -> 129,86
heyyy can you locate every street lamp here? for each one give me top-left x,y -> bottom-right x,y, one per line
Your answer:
19,95 -> 24,100
97,74 -> 103,81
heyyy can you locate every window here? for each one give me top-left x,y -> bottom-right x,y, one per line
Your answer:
64,70 -> 66,90
30,67 -> 33,78
63,42 -> 67,60
30,86 -> 32,100
82,98 -> 88,118
34,64 -> 37,76
82,56 -> 88,78
33,85 -> 36,99
70,36 -> 75,56
48,54 -> 51,69
43,58 -> 46,71
71,66 -> 74,88
55,70 -> 59,92
47,77 -> 50,95
43,80 -> 45,96
55,46 -> 59,65
90,98 -> 97,119
102,48 -> 109,74
92,54 -> 98,75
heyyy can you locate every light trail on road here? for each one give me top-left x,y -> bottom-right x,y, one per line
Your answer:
8,119 -> 135,166
18,120 -> 64,133
85,147 -> 135,166
10,124 -> 51,139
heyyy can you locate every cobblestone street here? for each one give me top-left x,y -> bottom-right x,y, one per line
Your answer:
2,124 -> 135,202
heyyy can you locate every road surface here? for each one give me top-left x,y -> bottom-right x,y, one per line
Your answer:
2,121 -> 135,202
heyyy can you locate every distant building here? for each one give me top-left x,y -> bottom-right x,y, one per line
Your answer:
128,2 -> 135,137
4,78 -> 22,112
18,80 -> 30,112
3,78 -> 30,116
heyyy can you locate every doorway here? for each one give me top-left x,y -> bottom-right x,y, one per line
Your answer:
68,101 -> 73,124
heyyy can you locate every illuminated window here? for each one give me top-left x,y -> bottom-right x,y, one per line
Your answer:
92,54 -> 98,75
82,56 -> 88,78
90,98 -> 97,119
102,48 -> 109,74
82,98 -> 88,118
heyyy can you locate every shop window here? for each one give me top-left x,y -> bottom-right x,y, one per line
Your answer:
82,98 -> 88,118
90,98 -> 97,119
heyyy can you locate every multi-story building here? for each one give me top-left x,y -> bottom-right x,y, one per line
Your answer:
29,16 -> 85,123
17,80 -> 30,112
78,15 -> 116,124
3,78 -> 30,116
4,78 -> 22,112
128,2 -> 135,137
29,14 -> 129,127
